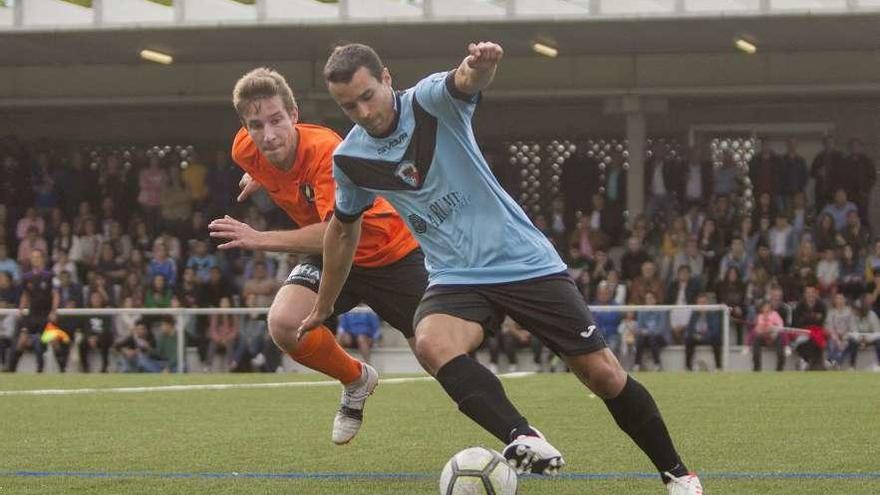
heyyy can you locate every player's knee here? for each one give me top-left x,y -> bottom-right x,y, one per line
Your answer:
267,309 -> 299,351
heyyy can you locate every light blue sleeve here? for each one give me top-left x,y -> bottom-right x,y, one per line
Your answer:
332,160 -> 376,220
412,70 -> 479,122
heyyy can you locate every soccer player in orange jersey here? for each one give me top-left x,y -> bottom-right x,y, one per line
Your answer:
208,67 -> 427,445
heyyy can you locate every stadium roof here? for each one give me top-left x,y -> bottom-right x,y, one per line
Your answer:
1,0 -> 879,31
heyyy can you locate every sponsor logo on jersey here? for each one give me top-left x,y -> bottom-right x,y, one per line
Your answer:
408,214 -> 428,234
395,161 -> 420,188
377,131 -> 409,156
301,183 -> 315,204
425,191 -> 472,228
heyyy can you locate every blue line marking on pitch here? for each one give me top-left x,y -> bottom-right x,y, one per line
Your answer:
3,471 -> 880,481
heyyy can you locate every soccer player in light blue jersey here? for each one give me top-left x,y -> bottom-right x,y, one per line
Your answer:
299,41 -> 702,494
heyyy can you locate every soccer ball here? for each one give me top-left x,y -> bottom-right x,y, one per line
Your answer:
439,446 -> 518,495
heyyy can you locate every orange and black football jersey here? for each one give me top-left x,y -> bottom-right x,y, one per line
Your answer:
231,124 -> 418,268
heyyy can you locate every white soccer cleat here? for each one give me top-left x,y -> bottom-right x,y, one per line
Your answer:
331,363 -> 379,445
502,427 -> 565,476
665,472 -> 704,495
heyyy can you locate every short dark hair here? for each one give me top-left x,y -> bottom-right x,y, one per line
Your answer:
323,43 -> 384,84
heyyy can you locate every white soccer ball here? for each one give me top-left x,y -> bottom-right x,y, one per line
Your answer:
439,446 -> 518,495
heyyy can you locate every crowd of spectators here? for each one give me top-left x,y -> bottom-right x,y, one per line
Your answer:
2,134 -> 880,373
519,136 -> 880,372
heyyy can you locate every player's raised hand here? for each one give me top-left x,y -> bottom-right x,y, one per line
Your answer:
464,41 -> 503,70
297,305 -> 333,340
208,215 -> 261,250
237,172 -> 262,202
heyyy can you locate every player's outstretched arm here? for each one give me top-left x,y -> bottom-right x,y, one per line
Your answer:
208,215 -> 326,254
297,215 -> 362,339
454,41 -> 503,96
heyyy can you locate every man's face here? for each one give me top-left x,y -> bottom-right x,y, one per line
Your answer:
328,66 -> 395,137
30,250 -> 44,270
241,96 -> 299,167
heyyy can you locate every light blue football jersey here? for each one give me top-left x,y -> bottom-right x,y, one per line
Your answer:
333,70 -> 566,286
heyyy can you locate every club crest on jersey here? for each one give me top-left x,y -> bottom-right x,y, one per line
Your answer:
300,183 -> 315,203
395,161 -> 420,188
408,213 -> 428,234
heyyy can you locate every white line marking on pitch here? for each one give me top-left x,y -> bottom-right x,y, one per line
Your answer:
0,372 -> 535,397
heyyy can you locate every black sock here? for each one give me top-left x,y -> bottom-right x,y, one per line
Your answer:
604,376 -> 688,481
436,354 -> 528,443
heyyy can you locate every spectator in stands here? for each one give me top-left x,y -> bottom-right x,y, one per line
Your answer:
199,266 -> 233,308
242,261 -> 278,308
634,291 -> 669,371
72,201 -> 96,236
153,315 -> 181,373
672,238 -> 705,286
207,296 -> 238,370
713,152 -> 740,200
792,286 -> 829,370
57,151 -> 91,217
605,269 -> 627,305
6,249 -> 57,373
50,221 -> 72,263
751,300 -> 785,372
31,152 -> 58,212
684,293 -> 722,371
620,236 -> 653,283
147,242 -> 177,287
752,242 -> 780,278
113,296 -> 141,348
716,266 -> 748,344
206,150 -> 240,221
779,138 -> 808,211
821,188 -> 858,232
768,214 -> 795,272
718,238 -> 751,283
181,151 -> 209,208
77,290 -> 114,373
737,216 -> 760,258
865,240 -> 880,280
52,249 -> 78,284
70,218 -> 103,280
811,136 -> 845,211
56,270 -> 83,310
115,318 -> 162,373
853,294 -> 880,371
159,166 -> 192,234
98,155 -> 131,228
130,219 -> 152,255
592,281 -> 622,356
186,239 -> 217,284
179,210 -> 209,247
95,243 -> 126,287
841,211 -> 869,255
816,248 -> 840,296
15,207 -> 45,241
154,231 -> 183,263
838,244 -> 865,301
548,197 -> 567,248
230,295 -> 269,372
588,249 -> 614,287
792,237 -> 819,273
786,192 -> 812,244
0,271 -> 19,369
843,138 -> 876,221
587,193 -> 622,248
745,265 -> 773,318
98,197 -> 118,237
176,267 -> 200,309
659,216 -> 688,282
697,217 -> 723,283
666,265 -> 700,344
106,220 -> 132,262
16,226 -> 48,269
644,142 -> 680,222
336,308 -> 382,365
568,216 -> 595,262
749,144 -> 781,207
0,244 -> 21,283
682,205 -> 705,239
825,292 -> 858,369
629,260 -> 665,305
682,145 -> 714,210
137,155 -> 167,233
144,274 -> 173,310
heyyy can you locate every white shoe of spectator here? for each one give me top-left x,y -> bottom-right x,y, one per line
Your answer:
665,472 -> 704,495
332,363 -> 379,445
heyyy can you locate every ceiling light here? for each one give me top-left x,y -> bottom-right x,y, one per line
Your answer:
140,49 -> 173,65
735,38 -> 757,55
531,41 -> 558,58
